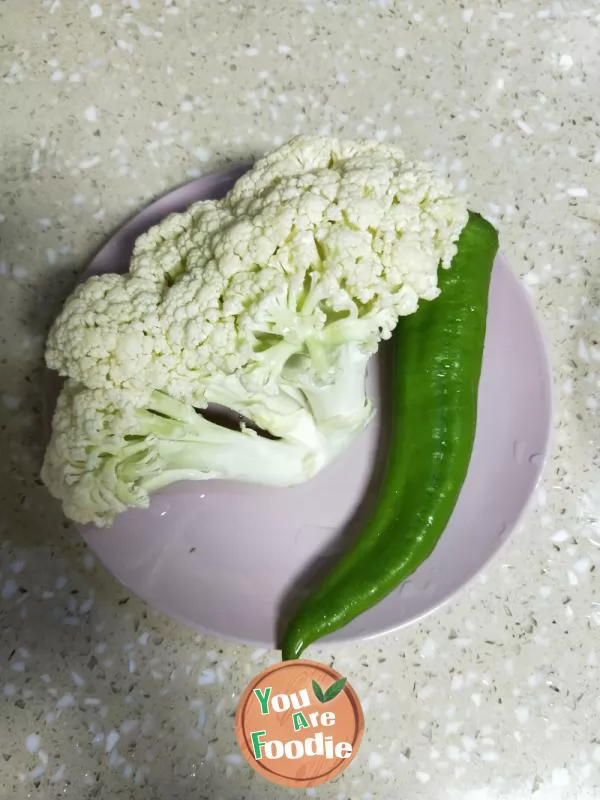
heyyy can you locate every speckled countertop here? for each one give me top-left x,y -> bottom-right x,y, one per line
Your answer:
1,0 -> 599,798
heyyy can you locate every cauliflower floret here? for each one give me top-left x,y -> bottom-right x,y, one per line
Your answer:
41,381 -> 153,525
45,274 -> 166,390
130,200 -> 234,283
42,380 -> 330,527
45,201 -> 234,403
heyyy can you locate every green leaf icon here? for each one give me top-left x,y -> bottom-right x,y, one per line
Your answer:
323,677 -> 347,702
312,679 -> 325,703
312,677 -> 347,703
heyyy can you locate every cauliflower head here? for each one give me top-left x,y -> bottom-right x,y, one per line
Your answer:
47,136 -> 466,416
43,136 -> 468,526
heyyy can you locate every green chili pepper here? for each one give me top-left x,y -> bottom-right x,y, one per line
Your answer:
281,212 -> 499,661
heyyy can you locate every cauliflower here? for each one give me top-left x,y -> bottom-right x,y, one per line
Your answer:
43,136 -> 468,526
42,381 -> 327,527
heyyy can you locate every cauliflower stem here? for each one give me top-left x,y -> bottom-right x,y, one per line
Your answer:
42,382 -> 351,527
128,390 -> 325,491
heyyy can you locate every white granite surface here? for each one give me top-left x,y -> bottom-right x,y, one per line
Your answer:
1,0 -> 599,798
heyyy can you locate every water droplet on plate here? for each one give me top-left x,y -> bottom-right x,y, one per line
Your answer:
397,579 -> 419,599
529,453 -> 543,466
513,440 -> 527,464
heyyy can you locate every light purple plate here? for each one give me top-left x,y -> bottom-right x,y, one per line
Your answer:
79,168 -> 552,648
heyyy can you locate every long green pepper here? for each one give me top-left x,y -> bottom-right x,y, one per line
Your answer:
281,212 -> 499,660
